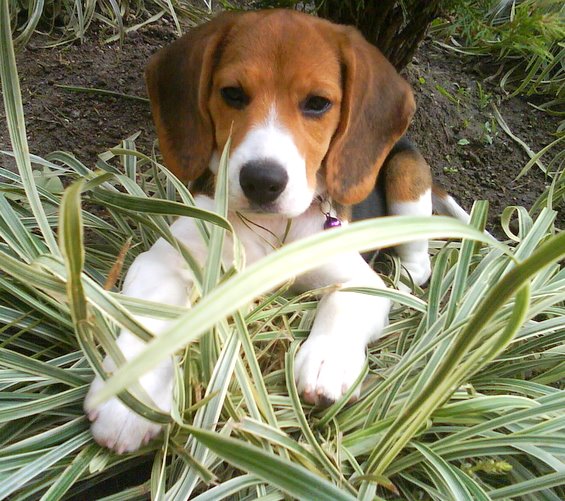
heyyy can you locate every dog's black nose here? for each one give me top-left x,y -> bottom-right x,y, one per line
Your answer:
239,160 -> 288,205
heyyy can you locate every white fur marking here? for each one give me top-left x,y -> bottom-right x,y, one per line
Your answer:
389,189 -> 432,285
85,205 -> 208,453
228,105 -> 313,217
294,253 -> 390,404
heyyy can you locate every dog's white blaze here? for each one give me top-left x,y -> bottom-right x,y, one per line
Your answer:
388,189 -> 432,286
228,105 -> 313,217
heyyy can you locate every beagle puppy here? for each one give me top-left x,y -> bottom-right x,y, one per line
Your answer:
85,9 -> 466,453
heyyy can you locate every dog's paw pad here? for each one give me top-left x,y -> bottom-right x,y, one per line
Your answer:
86,409 -> 99,422
84,376 -> 167,453
294,337 -> 365,407
86,396 -> 162,453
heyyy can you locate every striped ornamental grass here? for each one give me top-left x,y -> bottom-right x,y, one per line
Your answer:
434,0 -> 565,100
1,1 -> 565,499
7,0 -> 213,47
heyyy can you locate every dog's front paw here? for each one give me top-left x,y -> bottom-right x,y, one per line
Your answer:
84,380 -> 161,454
84,363 -> 173,453
294,337 -> 365,406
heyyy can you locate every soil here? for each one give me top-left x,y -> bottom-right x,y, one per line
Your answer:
0,20 -> 561,232
405,41 -> 562,230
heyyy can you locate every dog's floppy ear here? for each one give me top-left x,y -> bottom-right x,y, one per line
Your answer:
145,13 -> 238,181
325,27 -> 415,205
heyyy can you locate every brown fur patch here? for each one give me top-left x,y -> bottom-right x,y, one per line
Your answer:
382,149 -> 432,202
323,26 -> 416,205
432,184 -> 449,200
207,11 -> 344,192
146,10 -> 416,204
145,12 -> 240,181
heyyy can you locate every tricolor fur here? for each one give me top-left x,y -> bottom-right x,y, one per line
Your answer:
85,9 -> 467,453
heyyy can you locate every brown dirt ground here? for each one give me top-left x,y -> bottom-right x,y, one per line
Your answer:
0,20 -> 561,232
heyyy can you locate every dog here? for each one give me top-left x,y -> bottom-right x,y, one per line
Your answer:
84,9 -> 467,453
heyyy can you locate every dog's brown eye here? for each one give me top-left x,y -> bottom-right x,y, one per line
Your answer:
301,95 -> 332,117
221,86 -> 249,109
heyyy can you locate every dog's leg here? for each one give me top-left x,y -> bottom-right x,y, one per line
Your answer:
84,215 -> 208,453
293,252 -> 391,405
382,139 -> 433,286
388,190 -> 432,286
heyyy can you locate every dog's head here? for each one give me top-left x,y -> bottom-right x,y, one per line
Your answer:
146,9 -> 415,216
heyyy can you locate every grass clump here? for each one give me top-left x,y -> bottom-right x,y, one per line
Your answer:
7,0 -> 210,46
437,0 -> 564,99
435,0 -> 565,219
2,2 -> 565,499
2,140 -> 565,499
